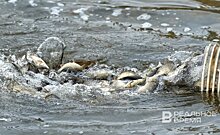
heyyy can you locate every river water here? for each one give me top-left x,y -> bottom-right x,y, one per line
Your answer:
0,0 -> 220,134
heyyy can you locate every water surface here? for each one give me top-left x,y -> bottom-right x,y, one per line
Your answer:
0,0 -> 220,134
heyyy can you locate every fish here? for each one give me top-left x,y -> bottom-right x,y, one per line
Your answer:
58,62 -> 83,73
137,76 -> 158,93
26,51 -> 49,69
30,55 -> 49,69
117,71 -> 142,80
125,78 -> 145,88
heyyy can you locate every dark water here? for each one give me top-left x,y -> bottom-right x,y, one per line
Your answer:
1,0 -> 220,134
1,89 -> 220,135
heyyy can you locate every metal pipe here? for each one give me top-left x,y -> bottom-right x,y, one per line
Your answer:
212,46 -> 220,93
206,44 -> 217,92
201,44 -> 212,91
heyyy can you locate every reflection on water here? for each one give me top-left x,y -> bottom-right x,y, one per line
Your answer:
196,0 -> 220,8
201,92 -> 220,113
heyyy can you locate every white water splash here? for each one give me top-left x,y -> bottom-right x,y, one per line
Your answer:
0,118 -> 11,122
57,2 -> 64,7
137,13 -> 151,21
73,7 -> 90,21
166,27 -> 173,32
201,26 -> 210,29
161,23 -> 170,27
29,0 -> 38,7
8,0 -> 17,4
183,27 -> 191,32
112,9 -> 122,16
50,7 -> 63,16
141,22 -> 152,28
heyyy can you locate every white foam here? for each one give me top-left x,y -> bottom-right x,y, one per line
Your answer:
73,8 -> 90,21
57,2 -> 64,7
105,7 -> 111,11
29,0 -> 38,7
201,26 -> 210,29
50,7 -> 63,15
112,9 -> 122,16
125,7 -> 130,10
175,17 -> 179,20
166,27 -> 173,32
0,118 -> 11,122
183,27 -> 191,32
137,13 -> 151,21
141,22 -> 152,28
106,20 -> 111,23
47,0 -> 55,3
106,17 -> 110,20
80,14 -> 89,21
161,23 -> 170,27
8,0 -> 17,4
73,8 -> 89,14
